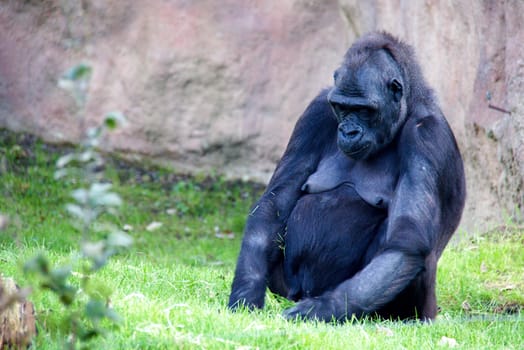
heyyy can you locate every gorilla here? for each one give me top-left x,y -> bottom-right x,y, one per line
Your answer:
228,32 -> 466,322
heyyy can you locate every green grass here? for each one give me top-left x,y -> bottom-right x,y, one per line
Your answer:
0,131 -> 523,349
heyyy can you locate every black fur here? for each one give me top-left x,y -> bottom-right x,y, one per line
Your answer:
228,32 -> 466,322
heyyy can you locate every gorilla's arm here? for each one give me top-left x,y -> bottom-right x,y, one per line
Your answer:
283,173 -> 435,321
228,90 -> 337,309
283,114 -> 461,321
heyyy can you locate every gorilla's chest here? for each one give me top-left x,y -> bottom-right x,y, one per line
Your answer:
302,147 -> 399,209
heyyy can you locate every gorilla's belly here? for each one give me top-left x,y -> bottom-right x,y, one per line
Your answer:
283,184 -> 387,301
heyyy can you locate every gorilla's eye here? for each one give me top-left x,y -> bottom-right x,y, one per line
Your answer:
390,79 -> 402,91
329,102 -> 346,121
390,79 -> 403,102
355,106 -> 375,121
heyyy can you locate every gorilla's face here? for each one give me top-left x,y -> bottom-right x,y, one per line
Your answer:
328,50 -> 406,160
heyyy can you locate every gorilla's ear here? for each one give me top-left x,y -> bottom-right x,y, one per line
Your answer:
333,69 -> 341,84
390,79 -> 403,102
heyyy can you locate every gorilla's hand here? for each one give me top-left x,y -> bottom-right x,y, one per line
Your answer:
283,292 -> 353,322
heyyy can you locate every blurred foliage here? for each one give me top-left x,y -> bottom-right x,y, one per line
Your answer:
22,63 -> 132,348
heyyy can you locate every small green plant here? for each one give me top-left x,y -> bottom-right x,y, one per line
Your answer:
24,63 -> 132,348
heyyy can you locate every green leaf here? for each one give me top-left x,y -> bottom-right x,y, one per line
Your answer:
85,299 -> 108,321
104,112 -> 127,130
57,78 -> 74,91
90,183 -> 112,196
87,183 -> 122,207
85,299 -> 121,324
65,203 -> 87,220
50,266 -> 72,282
86,127 -> 102,140
106,231 -> 133,248
64,63 -> 92,81
79,328 -> 102,341
85,279 -> 113,300
96,192 -> 122,207
104,307 -> 122,323
81,241 -> 105,260
71,188 -> 89,204
56,153 -> 75,168
58,284 -> 77,306
82,240 -> 110,270
54,168 -> 69,180
78,150 -> 95,162
24,254 -> 50,275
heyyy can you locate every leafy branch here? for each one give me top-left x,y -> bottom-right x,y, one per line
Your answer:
24,63 -> 132,348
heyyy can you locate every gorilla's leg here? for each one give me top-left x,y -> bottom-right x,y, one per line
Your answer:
267,257 -> 289,298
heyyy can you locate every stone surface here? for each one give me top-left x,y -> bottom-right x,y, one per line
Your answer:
0,0 -> 347,182
0,0 -> 523,231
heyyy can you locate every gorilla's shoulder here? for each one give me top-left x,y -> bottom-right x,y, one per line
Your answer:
399,113 -> 460,171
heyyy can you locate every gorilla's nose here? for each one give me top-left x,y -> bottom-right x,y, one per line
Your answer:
338,123 -> 362,141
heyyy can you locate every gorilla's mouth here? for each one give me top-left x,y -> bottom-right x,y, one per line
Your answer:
343,143 -> 371,159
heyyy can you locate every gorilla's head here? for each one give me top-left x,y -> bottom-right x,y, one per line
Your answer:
328,48 -> 407,160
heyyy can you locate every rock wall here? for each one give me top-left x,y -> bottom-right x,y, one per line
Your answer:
1,0 -> 523,231
0,0 -> 347,181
